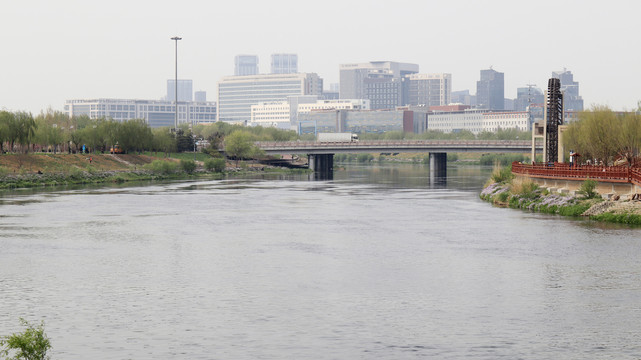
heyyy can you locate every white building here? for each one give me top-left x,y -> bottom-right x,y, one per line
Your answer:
298,99 -> 370,113
427,110 -> 530,134
250,102 -> 292,127
64,98 -> 217,128
482,111 -> 530,132
428,110 -> 484,134
250,99 -> 370,128
218,73 -> 323,124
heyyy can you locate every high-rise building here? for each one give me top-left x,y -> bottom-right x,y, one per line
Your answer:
339,61 -> 419,108
234,55 -> 259,76
476,68 -> 504,110
407,73 -> 452,108
271,54 -> 298,74
194,91 -> 207,103
514,86 -> 544,111
167,79 -> 193,102
451,90 -> 476,106
217,73 -> 323,123
551,69 -> 584,111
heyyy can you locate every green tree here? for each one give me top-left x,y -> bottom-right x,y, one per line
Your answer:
224,130 -> 256,166
117,119 -> 153,153
0,318 -> 51,360
14,112 -> 37,153
175,129 -> 195,153
180,159 -> 197,173
152,127 -> 176,157
204,158 -> 226,172
616,112 -> 641,165
565,106 -> 639,165
0,111 -> 15,153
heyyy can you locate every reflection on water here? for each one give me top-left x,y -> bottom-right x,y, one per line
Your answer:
1,163 -> 641,359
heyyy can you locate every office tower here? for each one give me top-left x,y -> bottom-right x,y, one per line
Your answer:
339,61 -> 419,109
217,73 -> 323,123
271,54 -> 298,74
476,68 -> 504,110
514,86 -> 544,111
407,73 -> 452,108
194,91 -> 207,102
234,55 -> 259,76
551,69 -> 584,111
167,79 -> 193,102
451,90 -> 476,106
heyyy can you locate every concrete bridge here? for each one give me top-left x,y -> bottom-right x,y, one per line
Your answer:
250,139 -> 542,180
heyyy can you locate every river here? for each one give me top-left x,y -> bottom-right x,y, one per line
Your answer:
1,163 -> 641,359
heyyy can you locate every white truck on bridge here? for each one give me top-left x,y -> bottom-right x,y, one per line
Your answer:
316,132 -> 359,142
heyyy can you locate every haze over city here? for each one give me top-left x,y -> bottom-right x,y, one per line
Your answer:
2,0 -> 640,114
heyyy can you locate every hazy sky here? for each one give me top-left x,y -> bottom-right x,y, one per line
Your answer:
2,0 -> 640,114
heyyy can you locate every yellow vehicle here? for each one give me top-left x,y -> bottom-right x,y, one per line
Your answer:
110,143 -> 124,154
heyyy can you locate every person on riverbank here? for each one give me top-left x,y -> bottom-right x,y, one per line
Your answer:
569,150 -> 575,168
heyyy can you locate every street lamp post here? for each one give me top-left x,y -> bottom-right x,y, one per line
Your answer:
171,36 -> 182,132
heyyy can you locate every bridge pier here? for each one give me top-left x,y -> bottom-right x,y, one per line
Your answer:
308,154 -> 334,180
429,152 -> 447,184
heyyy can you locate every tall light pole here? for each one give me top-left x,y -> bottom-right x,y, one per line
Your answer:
171,36 -> 182,132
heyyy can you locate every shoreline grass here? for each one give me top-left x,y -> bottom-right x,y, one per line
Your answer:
480,166 -> 641,226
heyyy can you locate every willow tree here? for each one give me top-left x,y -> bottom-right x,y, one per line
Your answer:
565,106 -> 620,165
616,112 -> 641,166
565,106 -> 641,165
224,130 -> 263,167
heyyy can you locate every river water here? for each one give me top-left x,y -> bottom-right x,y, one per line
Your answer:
1,164 -> 641,359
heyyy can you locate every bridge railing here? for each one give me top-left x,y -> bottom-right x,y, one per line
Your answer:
255,139 -> 535,148
512,162 -> 641,186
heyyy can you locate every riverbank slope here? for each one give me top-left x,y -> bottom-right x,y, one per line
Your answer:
480,174 -> 641,225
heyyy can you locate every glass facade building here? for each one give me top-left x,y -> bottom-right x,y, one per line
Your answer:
271,54 -> 298,74
298,109 -> 425,135
234,55 -> 259,76
339,61 -> 419,108
407,73 -> 452,108
476,69 -> 504,110
217,73 -> 323,123
167,79 -> 193,102
551,69 -> 584,111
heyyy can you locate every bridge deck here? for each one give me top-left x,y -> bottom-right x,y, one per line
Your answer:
253,140 -> 543,155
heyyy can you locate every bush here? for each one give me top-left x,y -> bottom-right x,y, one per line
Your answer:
357,153 -> 374,163
578,179 -> 598,199
490,163 -> 514,184
510,178 -> 538,199
591,212 -> 641,225
68,166 -> 84,180
0,318 -> 51,360
204,158 -> 226,172
145,160 -> 178,175
180,159 -> 197,174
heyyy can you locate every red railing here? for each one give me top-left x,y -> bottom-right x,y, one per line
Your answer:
512,162 -> 641,186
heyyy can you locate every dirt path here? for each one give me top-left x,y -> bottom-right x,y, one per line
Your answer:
106,154 -> 134,167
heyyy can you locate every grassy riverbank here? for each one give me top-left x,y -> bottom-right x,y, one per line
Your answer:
0,153 -> 308,190
480,165 -> 641,225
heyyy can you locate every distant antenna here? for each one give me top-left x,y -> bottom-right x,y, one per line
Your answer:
526,84 -> 537,106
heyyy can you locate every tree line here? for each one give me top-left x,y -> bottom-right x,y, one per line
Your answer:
0,110 -> 299,157
564,106 -> 641,166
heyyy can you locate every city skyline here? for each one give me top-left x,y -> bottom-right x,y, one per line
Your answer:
2,0 -> 640,115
